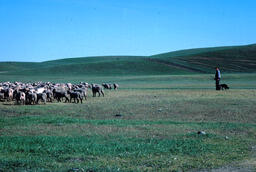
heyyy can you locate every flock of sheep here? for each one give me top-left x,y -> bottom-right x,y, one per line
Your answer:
0,81 -> 119,105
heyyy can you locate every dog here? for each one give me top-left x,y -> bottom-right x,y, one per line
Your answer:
220,84 -> 229,90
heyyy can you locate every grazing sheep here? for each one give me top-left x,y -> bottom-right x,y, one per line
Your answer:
68,91 -> 83,104
102,83 -> 112,89
44,90 -> 53,102
26,92 -> 37,105
66,83 -> 72,90
0,81 -> 111,105
0,93 -> 4,101
7,88 -> 14,101
37,93 -> 47,104
53,90 -> 69,103
73,88 -> 87,100
1,88 -> 8,101
84,82 -> 89,88
35,87 -> 45,94
15,91 -> 26,105
19,87 -> 29,94
13,89 -> 19,101
113,83 -> 119,90
92,84 -> 104,97
20,92 -> 26,105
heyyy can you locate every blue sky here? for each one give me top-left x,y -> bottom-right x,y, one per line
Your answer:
0,0 -> 256,62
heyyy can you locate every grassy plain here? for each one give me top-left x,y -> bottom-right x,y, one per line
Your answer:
0,74 -> 256,171
0,44 -> 256,171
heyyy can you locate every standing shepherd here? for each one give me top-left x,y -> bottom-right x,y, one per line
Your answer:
214,67 -> 221,90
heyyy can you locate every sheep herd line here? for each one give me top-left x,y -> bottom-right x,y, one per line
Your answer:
0,81 -> 119,105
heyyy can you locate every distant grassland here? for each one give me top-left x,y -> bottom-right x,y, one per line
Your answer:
0,73 -> 256,171
1,44 -> 256,76
0,73 -> 255,89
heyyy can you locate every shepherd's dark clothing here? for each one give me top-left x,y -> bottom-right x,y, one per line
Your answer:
215,69 -> 221,90
215,79 -> 220,90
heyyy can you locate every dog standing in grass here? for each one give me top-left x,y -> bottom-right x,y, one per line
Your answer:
220,84 -> 229,90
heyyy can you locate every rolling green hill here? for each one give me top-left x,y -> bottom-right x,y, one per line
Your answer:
0,44 -> 256,77
0,56 -> 192,76
152,44 -> 256,73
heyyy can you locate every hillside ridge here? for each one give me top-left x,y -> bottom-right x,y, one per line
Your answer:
0,44 -> 255,75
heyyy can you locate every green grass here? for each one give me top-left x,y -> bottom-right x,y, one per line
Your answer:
1,44 -> 256,170
0,74 -> 256,171
0,134 -> 250,171
1,44 -> 256,77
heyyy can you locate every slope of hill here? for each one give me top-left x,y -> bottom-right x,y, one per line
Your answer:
1,56 -> 192,76
0,62 -> 39,73
0,44 -> 256,76
151,44 -> 256,73
151,45 -> 236,59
